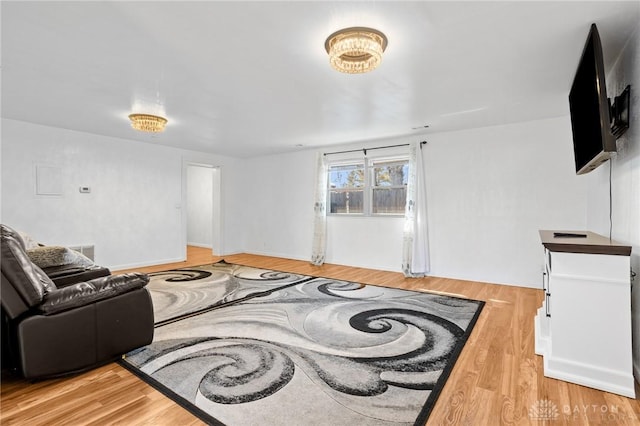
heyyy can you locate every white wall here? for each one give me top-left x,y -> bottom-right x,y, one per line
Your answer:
238,148 -> 407,272
584,25 -> 640,380
425,117 -> 586,286
2,116 -> 589,287
186,165 -> 214,248
241,116 -> 587,287
239,150 -> 316,261
327,216 -> 404,272
586,25 -> 639,257
1,118 -> 243,269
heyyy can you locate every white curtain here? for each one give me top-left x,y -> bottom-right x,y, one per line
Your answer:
311,152 -> 328,265
402,142 -> 430,277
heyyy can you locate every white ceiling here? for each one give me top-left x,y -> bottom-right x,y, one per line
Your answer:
2,1 -> 638,158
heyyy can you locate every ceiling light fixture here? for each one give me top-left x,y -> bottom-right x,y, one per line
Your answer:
324,27 -> 388,74
128,113 -> 168,133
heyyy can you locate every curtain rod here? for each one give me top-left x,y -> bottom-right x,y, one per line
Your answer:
323,140 -> 427,156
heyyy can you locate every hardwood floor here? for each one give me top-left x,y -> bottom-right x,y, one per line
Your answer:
2,248 -> 639,425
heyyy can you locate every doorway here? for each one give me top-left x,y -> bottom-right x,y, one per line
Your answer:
184,163 -> 221,257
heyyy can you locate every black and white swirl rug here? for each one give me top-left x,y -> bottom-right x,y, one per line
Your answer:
121,261 -> 484,425
144,261 -> 312,325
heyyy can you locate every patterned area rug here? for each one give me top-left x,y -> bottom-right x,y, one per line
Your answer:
120,261 -> 484,425
145,261 -> 311,325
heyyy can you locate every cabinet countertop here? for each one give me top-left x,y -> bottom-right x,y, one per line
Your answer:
539,230 -> 631,256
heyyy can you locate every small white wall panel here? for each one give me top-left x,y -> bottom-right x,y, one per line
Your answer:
36,165 -> 63,195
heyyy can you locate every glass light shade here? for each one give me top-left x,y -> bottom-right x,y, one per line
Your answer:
325,27 -> 388,74
128,113 -> 168,133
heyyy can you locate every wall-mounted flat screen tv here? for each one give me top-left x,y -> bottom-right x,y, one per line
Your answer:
568,23 -> 616,175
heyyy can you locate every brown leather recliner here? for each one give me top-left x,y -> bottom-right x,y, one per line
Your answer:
0,224 -> 154,379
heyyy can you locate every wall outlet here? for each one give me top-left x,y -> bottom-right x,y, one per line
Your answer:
79,186 -> 91,193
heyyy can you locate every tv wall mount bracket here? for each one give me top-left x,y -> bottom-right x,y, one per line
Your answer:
610,85 -> 630,139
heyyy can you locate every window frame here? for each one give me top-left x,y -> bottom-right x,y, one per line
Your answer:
327,161 -> 366,215
327,155 -> 409,217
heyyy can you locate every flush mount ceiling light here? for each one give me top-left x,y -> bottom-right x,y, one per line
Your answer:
324,27 -> 388,74
128,113 -> 168,133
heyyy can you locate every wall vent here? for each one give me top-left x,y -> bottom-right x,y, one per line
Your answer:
68,245 -> 95,261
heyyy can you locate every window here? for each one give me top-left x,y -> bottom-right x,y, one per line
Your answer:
328,157 -> 409,216
328,163 -> 364,214
371,159 -> 409,215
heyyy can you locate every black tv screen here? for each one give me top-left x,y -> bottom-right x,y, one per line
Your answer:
568,24 -> 616,175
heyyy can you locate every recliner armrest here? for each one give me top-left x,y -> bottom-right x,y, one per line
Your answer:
38,273 -> 149,315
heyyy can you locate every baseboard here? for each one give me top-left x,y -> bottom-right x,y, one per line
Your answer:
243,250 -> 309,263
533,309 -> 549,356
244,250 -> 402,273
544,355 -> 636,398
324,258 -> 401,273
227,253 -> 549,292
109,256 -> 185,272
187,242 -> 212,249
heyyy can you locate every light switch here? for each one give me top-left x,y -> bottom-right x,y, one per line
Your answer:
79,186 -> 91,193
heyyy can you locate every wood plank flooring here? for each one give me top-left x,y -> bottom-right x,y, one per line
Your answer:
2,248 -> 639,425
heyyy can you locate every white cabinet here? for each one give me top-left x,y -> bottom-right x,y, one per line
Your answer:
535,230 -> 634,398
